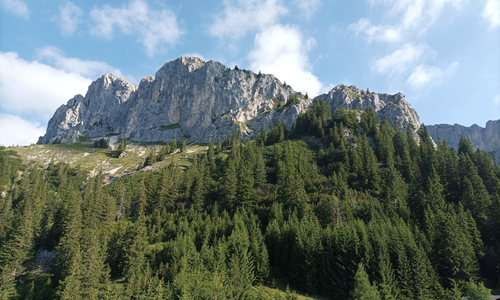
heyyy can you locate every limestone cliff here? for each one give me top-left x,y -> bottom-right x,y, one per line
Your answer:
38,57 -> 422,144
315,85 -> 421,134
427,120 -> 500,155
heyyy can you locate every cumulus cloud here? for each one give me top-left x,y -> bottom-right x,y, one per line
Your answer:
372,43 -> 430,75
248,24 -> 323,96
1,0 -> 29,19
293,0 -> 321,19
406,62 -> 458,88
0,114 -> 45,146
0,52 -> 92,120
90,0 -> 182,56
58,1 -> 83,35
483,0 -> 500,29
209,0 -> 288,40
35,46 -> 122,78
348,18 -> 401,43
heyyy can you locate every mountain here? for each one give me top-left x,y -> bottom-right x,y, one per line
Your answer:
427,120 -> 500,156
38,56 -> 421,144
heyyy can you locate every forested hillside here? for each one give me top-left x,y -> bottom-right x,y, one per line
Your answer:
0,105 -> 499,299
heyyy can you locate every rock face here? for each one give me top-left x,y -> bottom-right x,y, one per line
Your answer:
427,120 -> 500,155
39,57 -> 422,144
315,85 -> 421,133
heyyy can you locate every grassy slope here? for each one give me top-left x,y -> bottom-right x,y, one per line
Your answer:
10,143 -> 209,180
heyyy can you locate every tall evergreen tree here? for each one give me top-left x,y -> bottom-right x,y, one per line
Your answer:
350,263 -> 381,300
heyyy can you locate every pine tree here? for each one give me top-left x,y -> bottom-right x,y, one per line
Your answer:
181,137 -> 187,152
227,217 -> 255,299
123,210 -> 148,282
458,137 -> 474,158
237,157 -> 255,207
117,138 -> 127,156
431,206 -> 479,285
350,263 -> 381,300
376,118 -> 395,168
458,153 -> 491,221
463,280 -> 491,300
171,137 -> 177,152
361,135 -> 381,193
221,155 -> 238,211
425,167 -> 446,212
207,138 -> 216,171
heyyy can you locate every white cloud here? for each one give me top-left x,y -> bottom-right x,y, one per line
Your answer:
58,1 -> 83,35
0,114 -> 45,146
248,24 -> 323,96
494,94 -> 500,105
1,0 -> 29,18
372,43 -> 430,74
0,51 -> 93,121
370,0 -> 464,27
407,62 -> 458,88
400,0 -> 425,29
209,0 -> 288,40
352,0 -> 464,42
293,0 -> 321,19
348,18 -> 402,43
427,0 -> 464,22
90,0 -> 182,56
483,0 -> 500,29
35,46 -> 122,78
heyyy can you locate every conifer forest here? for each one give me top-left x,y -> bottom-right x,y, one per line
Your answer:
0,105 -> 499,299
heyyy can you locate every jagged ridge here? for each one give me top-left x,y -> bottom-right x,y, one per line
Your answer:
38,56 -> 421,144
427,120 -> 500,155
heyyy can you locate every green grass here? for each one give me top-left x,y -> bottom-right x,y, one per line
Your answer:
136,140 -> 170,146
105,132 -> 121,137
10,142 -> 210,181
149,123 -> 181,131
349,90 -> 360,99
78,135 -> 92,142
159,123 -> 181,130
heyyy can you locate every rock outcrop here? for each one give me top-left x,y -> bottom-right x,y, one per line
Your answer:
427,120 -> 500,155
39,56 -> 422,144
315,85 -> 421,134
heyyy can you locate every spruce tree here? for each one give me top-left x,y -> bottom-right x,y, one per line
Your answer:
350,263 -> 381,300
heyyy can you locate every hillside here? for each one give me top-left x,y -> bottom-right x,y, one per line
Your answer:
0,105 -> 498,299
10,142 -> 208,182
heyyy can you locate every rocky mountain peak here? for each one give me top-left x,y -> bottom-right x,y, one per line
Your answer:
38,57 -> 422,145
316,84 -> 420,134
85,73 -> 137,105
156,56 -> 207,77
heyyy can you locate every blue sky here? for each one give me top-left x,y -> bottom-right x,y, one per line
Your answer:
0,0 -> 499,146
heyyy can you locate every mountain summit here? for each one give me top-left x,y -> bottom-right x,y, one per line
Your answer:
38,57 -> 421,144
